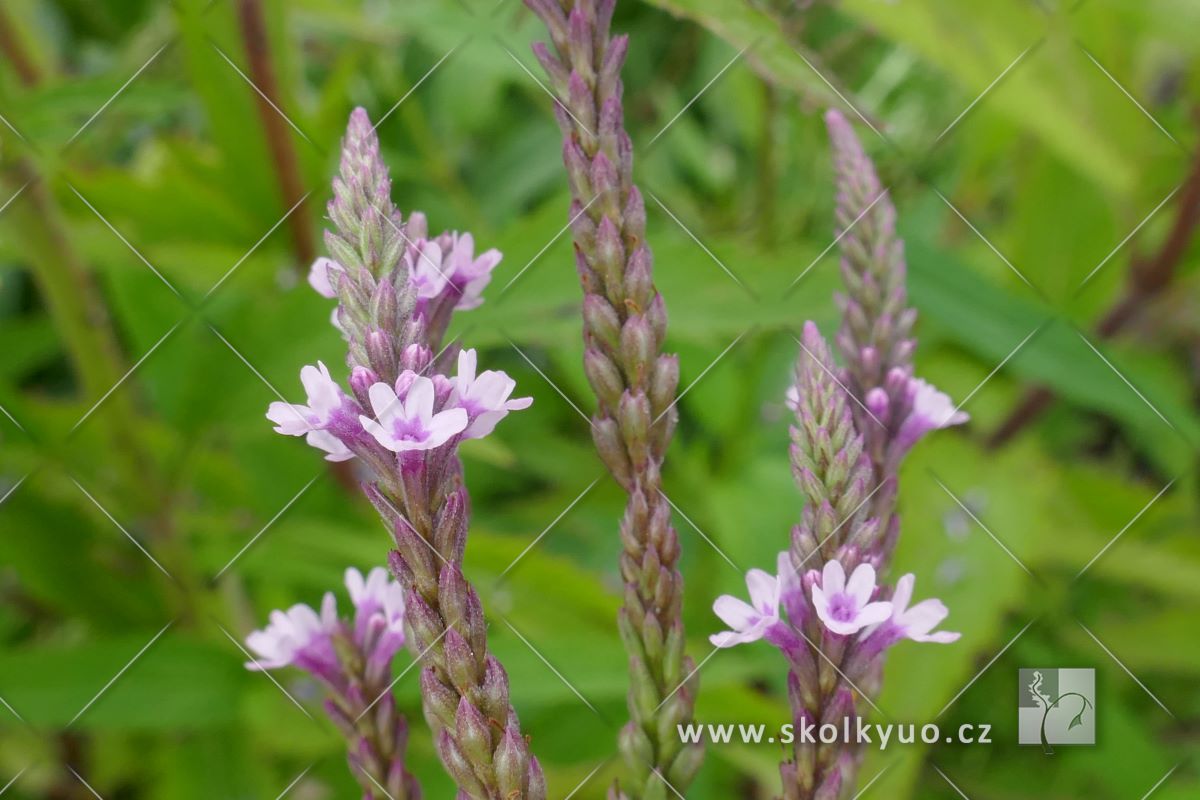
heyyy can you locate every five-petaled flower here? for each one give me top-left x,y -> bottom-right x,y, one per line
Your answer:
873,573 -> 960,644
442,232 -> 502,310
345,566 -> 408,664
266,361 -> 355,461
245,592 -> 340,680
449,349 -> 534,439
810,559 -> 892,636
710,567 -> 782,648
360,374 -> 468,452
895,377 -> 969,450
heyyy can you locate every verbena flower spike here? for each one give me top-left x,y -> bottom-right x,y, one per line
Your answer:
709,113 -> 966,799
246,568 -> 422,799
266,108 -> 544,799
524,1 -> 703,796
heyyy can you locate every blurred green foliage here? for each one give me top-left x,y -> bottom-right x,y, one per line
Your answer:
0,0 -> 1197,798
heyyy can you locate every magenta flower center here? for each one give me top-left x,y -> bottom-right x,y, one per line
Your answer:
390,417 -> 430,443
827,592 -> 858,623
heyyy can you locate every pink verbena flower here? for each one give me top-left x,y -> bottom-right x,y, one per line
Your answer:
266,362 -> 355,461
894,377 -> 968,451
345,566 -> 407,666
308,257 -> 345,299
449,349 -> 533,439
403,240 -> 451,301
360,374 -> 467,452
245,592 -> 340,680
878,573 -> 960,644
710,568 -> 781,648
810,559 -> 892,636
441,232 -> 502,310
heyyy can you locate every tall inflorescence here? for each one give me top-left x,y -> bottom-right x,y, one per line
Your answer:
709,112 -> 968,799
246,568 -> 422,799
524,1 -> 702,797
265,108 -> 544,799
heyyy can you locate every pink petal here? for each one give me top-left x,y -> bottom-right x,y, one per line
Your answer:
745,569 -> 779,614
890,573 -> 915,618
845,563 -> 877,606
713,595 -> 758,630
821,559 -> 846,594
856,601 -> 893,629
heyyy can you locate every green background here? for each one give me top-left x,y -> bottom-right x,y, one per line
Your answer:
0,0 -> 1197,797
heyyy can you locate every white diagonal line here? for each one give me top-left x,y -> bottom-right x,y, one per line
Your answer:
357,766 -> 396,800
1140,763 -> 1181,800
274,766 -> 314,800
649,44 -> 749,145
70,320 -> 184,434
787,188 -> 888,290
206,324 -> 290,404
654,644 -> 719,713
933,477 -> 1032,576
502,618 -> 599,715
0,692 -> 24,723
499,477 -> 602,578
213,473 -> 322,580
501,42 -> 593,137
936,45 -> 1035,143
936,618 -> 1036,717
71,478 -> 173,578
203,191 -> 313,301
0,768 -> 27,796
933,765 -> 971,800
1078,621 -> 1174,717
1080,48 -> 1178,145
659,329 -> 749,423
66,42 -> 170,146
0,475 -> 27,508
376,39 -> 468,130
0,398 -> 27,433
218,623 -> 314,720
851,763 -> 893,800
0,182 -> 29,217
650,767 -> 686,800
67,767 -> 106,800
658,491 -> 740,574
563,761 -> 609,800
0,112 -> 29,145
369,489 -> 452,571
507,338 -> 594,428
792,47 -> 884,140
1077,185 -> 1180,291
792,332 -> 886,431
210,43 -> 312,144
935,189 -> 1034,289
944,324 -> 1044,424
68,621 -> 173,726
1076,479 -> 1174,579
648,192 -> 752,295
797,478 -> 888,568
356,625 -> 451,722
500,195 -> 599,295
67,183 -> 183,298
1077,332 -> 1176,430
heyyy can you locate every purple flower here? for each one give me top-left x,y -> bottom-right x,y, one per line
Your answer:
448,349 -> 533,439
360,375 -> 468,452
345,566 -> 407,665
710,568 -> 781,648
266,362 -> 345,435
403,240 -> 451,301
308,257 -> 345,299
810,560 -> 892,636
895,376 -> 969,452
305,429 -> 354,462
245,592 -> 340,679
442,232 -> 502,310
878,573 -> 960,644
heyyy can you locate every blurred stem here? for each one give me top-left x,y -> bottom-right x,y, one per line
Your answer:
756,80 -> 779,247
235,0 -> 316,267
0,4 -> 42,86
989,124 -> 1200,448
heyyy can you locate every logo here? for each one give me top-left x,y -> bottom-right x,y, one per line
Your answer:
1018,668 -> 1095,752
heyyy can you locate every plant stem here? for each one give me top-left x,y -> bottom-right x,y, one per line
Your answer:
235,0 -> 315,267
0,4 -> 41,87
988,133 -> 1200,448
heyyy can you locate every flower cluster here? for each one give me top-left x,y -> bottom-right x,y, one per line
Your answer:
260,107 -> 545,799
710,555 -> 959,653
247,568 -> 421,799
